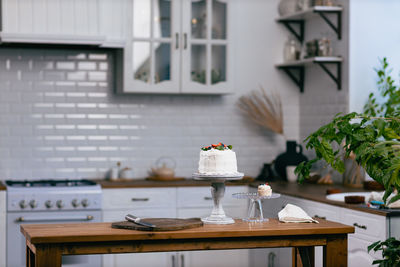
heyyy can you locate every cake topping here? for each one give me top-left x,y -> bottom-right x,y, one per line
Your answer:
201,143 -> 233,151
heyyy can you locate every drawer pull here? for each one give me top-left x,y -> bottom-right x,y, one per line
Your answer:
314,215 -> 326,220
353,223 -> 367,230
204,197 -> 213,200
131,198 -> 149,202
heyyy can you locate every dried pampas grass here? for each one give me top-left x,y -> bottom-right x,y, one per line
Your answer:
237,87 -> 284,135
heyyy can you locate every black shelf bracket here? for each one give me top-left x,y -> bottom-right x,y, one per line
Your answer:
315,10 -> 342,40
279,20 -> 304,43
278,66 -> 305,93
315,61 -> 342,90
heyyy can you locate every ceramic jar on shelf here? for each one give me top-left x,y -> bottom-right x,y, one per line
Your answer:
278,0 -> 297,16
283,37 -> 301,61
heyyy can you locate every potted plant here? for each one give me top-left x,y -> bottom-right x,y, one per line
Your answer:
295,57 -> 400,204
295,58 -> 400,265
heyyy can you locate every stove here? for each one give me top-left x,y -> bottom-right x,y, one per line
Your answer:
6,179 -> 102,212
6,179 -> 102,267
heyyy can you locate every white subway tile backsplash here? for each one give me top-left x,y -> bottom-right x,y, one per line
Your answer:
67,71 -> 86,81
0,46 -> 304,180
77,62 -> 97,70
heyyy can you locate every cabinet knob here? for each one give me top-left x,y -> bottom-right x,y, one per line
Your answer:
204,197 -> 213,200
353,223 -> 367,230
314,215 -> 326,220
171,254 -> 176,267
268,252 -> 276,267
175,33 -> 179,49
131,198 -> 149,202
183,33 -> 187,49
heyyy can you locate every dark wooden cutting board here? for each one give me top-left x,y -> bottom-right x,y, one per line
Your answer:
111,218 -> 203,231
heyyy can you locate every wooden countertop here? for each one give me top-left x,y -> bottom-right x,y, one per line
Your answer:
21,219 -> 354,245
95,178 -> 252,189
0,181 -> 5,191
252,181 -> 400,217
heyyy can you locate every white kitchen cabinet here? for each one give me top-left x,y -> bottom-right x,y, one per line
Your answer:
0,191 -> 6,267
102,188 -> 177,267
248,187 -> 291,267
120,0 -> 235,94
0,0 -> 105,45
177,186 -> 249,267
0,0 -> 129,47
102,185 -> 249,267
268,194 -> 386,267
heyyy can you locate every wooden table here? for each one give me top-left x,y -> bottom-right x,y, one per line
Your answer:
21,219 -> 354,267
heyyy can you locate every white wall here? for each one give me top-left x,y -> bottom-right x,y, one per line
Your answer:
0,0 -> 300,180
349,0 -> 400,113
0,191 -> 5,267
300,0 -> 349,142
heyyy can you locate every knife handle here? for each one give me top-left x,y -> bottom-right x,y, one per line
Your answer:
125,214 -> 138,223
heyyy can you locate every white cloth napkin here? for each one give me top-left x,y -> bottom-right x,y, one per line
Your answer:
278,204 -> 319,223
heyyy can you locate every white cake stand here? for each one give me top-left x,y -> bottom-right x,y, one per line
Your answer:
232,192 -> 281,222
193,172 -> 244,224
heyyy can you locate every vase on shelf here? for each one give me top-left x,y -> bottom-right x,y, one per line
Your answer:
278,0 -> 297,16
273,140 -> 308,180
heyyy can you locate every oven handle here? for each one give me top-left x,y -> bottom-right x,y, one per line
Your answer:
15,215 -> 94,223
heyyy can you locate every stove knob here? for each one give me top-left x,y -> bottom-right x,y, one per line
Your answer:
81,199 -> 90,208
71,199 -> 80,208
56,200 -> 64,209
45,200 -> 53,209
29,200 -> 38,209
19,200 -> 28,209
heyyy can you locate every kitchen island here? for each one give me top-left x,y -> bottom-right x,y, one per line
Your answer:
21,219 -> 354,267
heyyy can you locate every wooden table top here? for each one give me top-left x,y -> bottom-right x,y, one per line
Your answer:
21,219 -> 354,245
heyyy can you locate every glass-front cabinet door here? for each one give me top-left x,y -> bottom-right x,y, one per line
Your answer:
181,0 -> 232,94
125,0 -> 180,93
123,0 -> 232,94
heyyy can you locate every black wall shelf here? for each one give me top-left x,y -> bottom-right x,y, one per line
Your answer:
276,6 -> 343,43
276,57 -> 342,93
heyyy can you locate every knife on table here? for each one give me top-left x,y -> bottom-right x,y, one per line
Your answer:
125,214 -> 156,228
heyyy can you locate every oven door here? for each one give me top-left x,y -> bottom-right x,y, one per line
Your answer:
7,210 -> 102,267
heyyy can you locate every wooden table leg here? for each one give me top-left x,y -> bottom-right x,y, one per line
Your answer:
293,247 -> 315,267
34,244 -> 62,267
323,235 -> 347,267
26,245 -> 35,267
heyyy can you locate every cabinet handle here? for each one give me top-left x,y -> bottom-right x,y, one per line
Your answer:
131,198 -> 149,202
353,223 -> 367,230
180,254 -> 185,267
268,252 -> 276,267
183,33 -> 187,49
314,215 -> 326,220
175,33 -> 179,49
204,197 -> 213,200
171,254 -> 176,267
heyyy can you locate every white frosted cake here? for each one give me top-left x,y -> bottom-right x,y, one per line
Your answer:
258,184 -> 272,197
198,143 -> 238,175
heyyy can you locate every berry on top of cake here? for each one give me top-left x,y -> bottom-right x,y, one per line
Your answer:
258,183 -> 272,197
198,143 -> 237,175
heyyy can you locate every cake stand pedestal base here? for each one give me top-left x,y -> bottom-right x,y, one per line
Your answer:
193,172 -> 244,225
201,181 -> 234,224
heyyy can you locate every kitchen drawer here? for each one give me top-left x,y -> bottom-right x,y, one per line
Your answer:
103,208 -> 176,222
177,186 -> 248,208
342,209 -> 387,242
178,206 -> 247,220
103,188 -> 176,210
301,199 -> 341,222
348,236 -> 381,260
280,194 -> 308,210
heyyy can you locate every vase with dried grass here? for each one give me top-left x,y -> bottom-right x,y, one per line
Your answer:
237,87 -> 307,180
